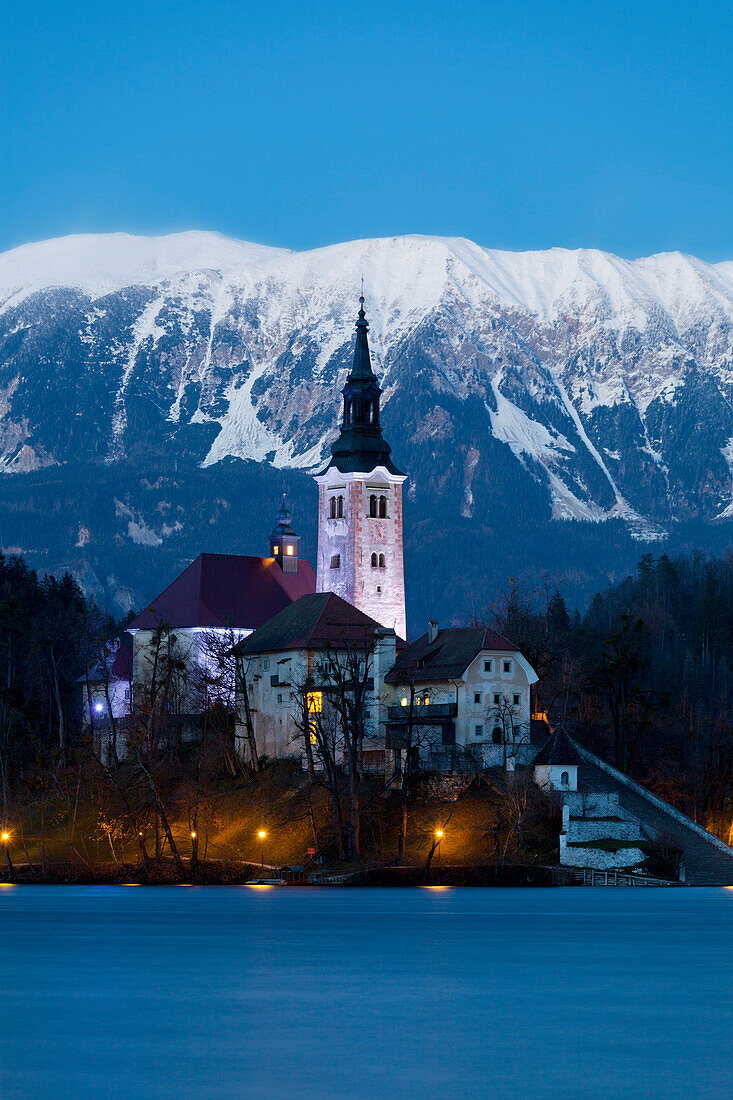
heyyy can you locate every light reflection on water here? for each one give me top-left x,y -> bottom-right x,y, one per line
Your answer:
0,885 -> 731,1100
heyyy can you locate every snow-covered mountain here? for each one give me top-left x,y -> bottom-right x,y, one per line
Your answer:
1,230 -> 732,623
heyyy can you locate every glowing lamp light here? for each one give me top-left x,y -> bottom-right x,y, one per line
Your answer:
258,830 -> 267,840
94,703 -> 104,713
1,832 -> 9,842
435,829 -> 444,840
190,831 -> 197,840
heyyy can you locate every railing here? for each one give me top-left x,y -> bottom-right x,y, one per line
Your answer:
550,866 -> 679,887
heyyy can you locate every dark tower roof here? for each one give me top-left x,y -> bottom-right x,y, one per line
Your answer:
320,296 -> 404,476
269,492 -> 297,540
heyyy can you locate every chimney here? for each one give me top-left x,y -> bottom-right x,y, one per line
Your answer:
428,620 -> 439,644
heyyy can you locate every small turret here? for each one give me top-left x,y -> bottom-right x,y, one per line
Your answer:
269,494 -> 299,572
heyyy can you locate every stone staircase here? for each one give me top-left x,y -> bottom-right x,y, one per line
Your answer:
574,741 -> 733,886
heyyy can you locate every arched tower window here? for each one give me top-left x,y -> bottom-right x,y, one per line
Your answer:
371,553 -> 378,568
378,553 -> 385,568
378,495 -> 387,518
337,495 -> 343,518
369,495 -> 377,517
560,771 -> 570,787
329,497 -> 336,519
492,726 -> 503,744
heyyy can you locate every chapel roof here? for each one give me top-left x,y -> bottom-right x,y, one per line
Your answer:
385,626 -> 519,683
234,592 -> 389,656
128,553 -> 316,631
532,727 -> 585,767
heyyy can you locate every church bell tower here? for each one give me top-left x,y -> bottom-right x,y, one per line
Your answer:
314,295 -> 407,639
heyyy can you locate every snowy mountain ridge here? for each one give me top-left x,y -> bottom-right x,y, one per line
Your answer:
0,230 -> 733,617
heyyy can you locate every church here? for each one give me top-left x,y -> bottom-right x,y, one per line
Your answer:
231,296 -> 537,771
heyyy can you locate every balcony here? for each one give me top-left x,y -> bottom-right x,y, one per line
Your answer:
387,702 -> 457,722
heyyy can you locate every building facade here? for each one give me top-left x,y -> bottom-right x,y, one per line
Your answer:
314,297 -> 407,640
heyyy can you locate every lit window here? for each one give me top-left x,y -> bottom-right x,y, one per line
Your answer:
475,725 -> 483,738
513,694 -> 520,706
307,691 -> 322,714
286,545 -> 294,555
401,697 -> 408,707
484,660 -> 492,672
423,694 -> 430,706
474,692 -> 482,704
273,545 -> 279,555
503,660 -> 512,673
310,720 -> 317,745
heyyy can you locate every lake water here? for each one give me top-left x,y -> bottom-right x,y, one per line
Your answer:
0,886 -> 731,1099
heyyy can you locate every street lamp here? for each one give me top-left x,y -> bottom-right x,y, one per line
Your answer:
435,828 -> 443,869
258,829 -> 267,871
1,829 -> 12,877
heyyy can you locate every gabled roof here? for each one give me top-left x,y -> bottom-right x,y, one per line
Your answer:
234,592 -> 387,656
128,553 -> 316,631
385,626 -> 518,683
532,727 -> 585,767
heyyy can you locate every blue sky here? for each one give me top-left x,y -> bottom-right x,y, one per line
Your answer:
1,0 -> 732,258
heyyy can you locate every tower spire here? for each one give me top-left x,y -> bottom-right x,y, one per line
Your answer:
350,288 -> 375,382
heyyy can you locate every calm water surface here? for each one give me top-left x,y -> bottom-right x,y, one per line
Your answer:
0,885 -> 731,1099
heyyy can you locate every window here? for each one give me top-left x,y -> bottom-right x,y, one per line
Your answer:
273,545 -> 279,555
329,497 -> 336,519
484,660 -> 493,673
277,693 -> 283,705
369,495 -> 378,517
401,697 -> 408,707
474,692 -> 482,704
513,694 -> 520,706
286,544 -> 294,555
307,691 -> 322,714
263,658 -> 270,671
338,496 -> 344,518
492,727 -> 503,744
330,554 -> 340,569
376,585 -> 381,593
371,552 -> 378,568
378,553 -> 385,568
379,495 -> 387,518
503,660 -> 512,673
474,724 -> 484,738
493,693 -> 500,704
560,771 -> 570,787
422,694 -> 430,706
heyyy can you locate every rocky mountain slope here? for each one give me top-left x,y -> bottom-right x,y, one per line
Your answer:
1,231 -> 732,629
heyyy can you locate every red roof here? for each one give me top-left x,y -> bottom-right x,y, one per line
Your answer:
128,553 -> 316,631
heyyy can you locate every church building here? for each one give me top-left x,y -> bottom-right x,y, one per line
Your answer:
313,296 -> 407,641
